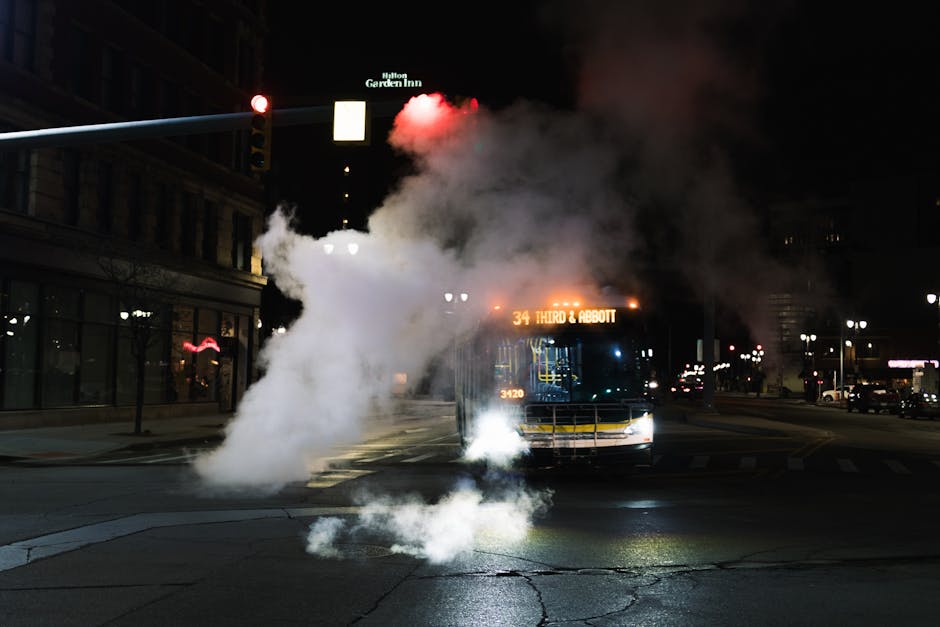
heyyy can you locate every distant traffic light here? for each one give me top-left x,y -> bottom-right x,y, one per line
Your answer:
249,94 -> 271,172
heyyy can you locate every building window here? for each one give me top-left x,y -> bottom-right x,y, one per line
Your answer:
40,284 -> 81,407
97,161 -> 113,233
155,182 -> 171,249
206,15 -> 224,72
170,304 -> 194,402
127,171 -> 142,241
232,212 -> 251,271
158,77 -> 177,118
79,291 -> 114,405
1,279 -> 39,409
0,0 -> 36,70
0,143 -> 30,213
180,192 -> 197,256
193,308 -> 219,402
62,149 -> 81,225
237,38 -> 255,91
202,200 -> 218,263
101,45 -> 125,113
70,26 -> 95,102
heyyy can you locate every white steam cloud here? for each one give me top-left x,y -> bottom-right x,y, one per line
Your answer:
462,408 -> 530,468
306,483 -> 552,564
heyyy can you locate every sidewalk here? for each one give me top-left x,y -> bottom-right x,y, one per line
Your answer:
0,399 -> 459,463
0,413 -> 228,462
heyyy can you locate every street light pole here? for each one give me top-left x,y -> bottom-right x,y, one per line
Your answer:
800,332 -> 817,401
443,292 -> 469,401
845,319 -> 867,385
927,293 -> 939,393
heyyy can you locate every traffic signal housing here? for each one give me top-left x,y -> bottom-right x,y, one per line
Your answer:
249,94 -> 271,172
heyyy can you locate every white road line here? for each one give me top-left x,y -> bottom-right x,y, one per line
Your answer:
306,469 -> 375,488
690,455 -> 709,469
141,453 -> 199,464
402,452 -> 436,463
884,459 -> 911,475
787,457 -> 804,471
837,458 -> 859,473
740,456 -> 756,470
0,506 -> 361,573
98,453 -> 174,464
423,432 -> 460,444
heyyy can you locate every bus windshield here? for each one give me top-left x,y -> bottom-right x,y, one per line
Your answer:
491,330 -> 651,403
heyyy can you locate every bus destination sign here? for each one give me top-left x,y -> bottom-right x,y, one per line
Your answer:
512,308 -> 617,326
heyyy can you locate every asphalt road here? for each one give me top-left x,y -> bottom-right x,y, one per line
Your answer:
2,397 -> 940,626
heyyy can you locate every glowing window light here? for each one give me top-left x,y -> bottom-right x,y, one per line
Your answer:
347,243 -> 359,255
323,243 -> 335,254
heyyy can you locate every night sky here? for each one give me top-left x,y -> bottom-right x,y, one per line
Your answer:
263,2 -> 938,223
259,1 -> 940,357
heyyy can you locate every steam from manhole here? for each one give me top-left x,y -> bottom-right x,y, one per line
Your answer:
332,544 -> 395,559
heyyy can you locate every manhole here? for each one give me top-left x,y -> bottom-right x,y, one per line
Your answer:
334,543 -> 395,559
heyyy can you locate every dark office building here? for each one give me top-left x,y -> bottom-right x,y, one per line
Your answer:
0,0 -> 269,428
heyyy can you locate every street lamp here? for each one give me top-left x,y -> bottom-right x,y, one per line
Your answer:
845,319 -> 867,385
443,291 -> 469,401
800,332 -> 818,400
928,292 -> 940,354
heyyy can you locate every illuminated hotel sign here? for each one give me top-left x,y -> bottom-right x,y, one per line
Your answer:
365,72 -> 423,88
888,359 -> 940,368
512,308 -> 618,326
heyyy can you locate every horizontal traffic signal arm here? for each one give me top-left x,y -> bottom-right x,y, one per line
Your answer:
0,101 -> 405,151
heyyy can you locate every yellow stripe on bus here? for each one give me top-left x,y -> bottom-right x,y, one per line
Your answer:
519,424 -> 631,433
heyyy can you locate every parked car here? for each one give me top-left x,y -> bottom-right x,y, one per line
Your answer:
846,384 -> 900,414
898,392 -> 940,419
821,385 -> 854,403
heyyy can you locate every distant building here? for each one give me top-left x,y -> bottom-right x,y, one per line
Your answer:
0,0 -> 269,428
764,173 -> 940,394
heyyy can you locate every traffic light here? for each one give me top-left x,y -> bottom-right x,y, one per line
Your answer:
249,94 -> 271,172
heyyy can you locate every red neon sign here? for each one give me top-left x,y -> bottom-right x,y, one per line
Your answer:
183,337 -> 220,353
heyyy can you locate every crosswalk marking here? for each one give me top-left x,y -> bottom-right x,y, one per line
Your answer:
837,458 -> 859,473
356,453 -> 397,464
402,452 -> 436,463
884,459 -> 911,475
306,469 -> 374,489
787,457 -> 804,471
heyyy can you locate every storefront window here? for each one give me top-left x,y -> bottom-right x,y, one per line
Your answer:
2,280 -> 38,409
42,318 -> 79,407
170,305 -> 194,402
193,308 -> 219,401
79,291 -> 114,404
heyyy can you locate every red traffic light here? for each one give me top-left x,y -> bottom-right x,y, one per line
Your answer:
250,94 -> 270,114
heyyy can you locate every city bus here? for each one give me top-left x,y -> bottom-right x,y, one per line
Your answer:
455,297 -> 657,467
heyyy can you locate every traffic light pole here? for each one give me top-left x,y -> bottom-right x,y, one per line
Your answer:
0,105 -> 339,151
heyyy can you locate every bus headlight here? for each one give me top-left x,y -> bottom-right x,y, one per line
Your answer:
626,416 -> 654,438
